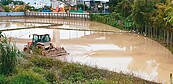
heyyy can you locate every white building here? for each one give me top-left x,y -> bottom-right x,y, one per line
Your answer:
21,0 -> 76,9
51,0 -> 77,9
22,0 -> 51,9
19,0 -> 109,9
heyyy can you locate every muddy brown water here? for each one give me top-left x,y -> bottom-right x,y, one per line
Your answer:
1,18 -> 173,84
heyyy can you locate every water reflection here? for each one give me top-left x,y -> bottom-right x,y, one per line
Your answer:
89,44 -> 126,51
2,28 -> 92,39
62,30 -> 173,84
0,22 -> 51,30
1,19 -> 173,84
73,56 -> 133,72
60,30 -> 91,39
3,18 -> 122,32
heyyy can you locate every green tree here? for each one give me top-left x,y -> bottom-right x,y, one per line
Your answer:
1,0 -> 13,5
2,5 -> 10,12
13,1 -> 24,5
157,0 -> 173,45
109,0 -> 122,12
131,0 -> 156,33
115,0 -> 132,18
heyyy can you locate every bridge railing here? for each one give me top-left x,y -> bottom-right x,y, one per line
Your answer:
25,12 -> 90,20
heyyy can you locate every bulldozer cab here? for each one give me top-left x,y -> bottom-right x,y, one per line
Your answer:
32,34 -> 51,46
24,34 -> 68,56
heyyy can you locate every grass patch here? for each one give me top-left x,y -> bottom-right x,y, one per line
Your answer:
0,54 -> 160,84
23,55 -> 159,84
10,70 -> 48,84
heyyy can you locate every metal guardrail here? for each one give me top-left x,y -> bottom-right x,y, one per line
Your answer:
0,12 -> 24,16
25,12 -> 90,20
0,12 -> 109,20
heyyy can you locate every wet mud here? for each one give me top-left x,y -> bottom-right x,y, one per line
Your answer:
1,18 -> 173,84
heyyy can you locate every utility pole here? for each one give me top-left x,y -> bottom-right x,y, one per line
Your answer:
103,1 -> 106,13
76,0 -> 77,9
83,1 -> 85,11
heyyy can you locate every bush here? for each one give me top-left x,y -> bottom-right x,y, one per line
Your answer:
10,70 -> 48,84
32,67 -> 46,74
90,14 -> 120,27
44,70 -> 58,84
2,6 -> 10,12
60,63 -> 103,83
85,80 -> 107,84
0,75 -> 8,84
0,37 -> 22,75
30,55 -> 53,69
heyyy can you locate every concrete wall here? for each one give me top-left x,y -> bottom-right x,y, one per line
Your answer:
0,12 -> 25,16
